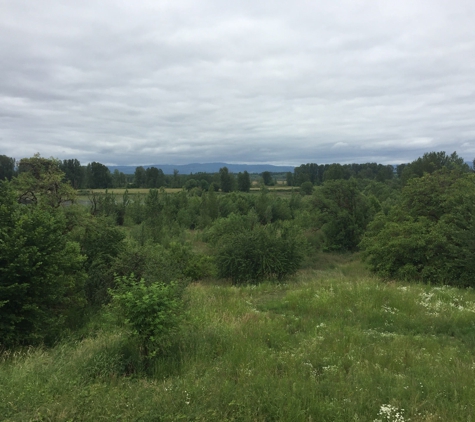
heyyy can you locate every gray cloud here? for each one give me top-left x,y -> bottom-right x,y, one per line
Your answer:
1,0 -> 474,166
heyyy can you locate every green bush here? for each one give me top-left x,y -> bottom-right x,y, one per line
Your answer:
203,212 -> 258,246
113,240 -> 215,285
361,170 -> 475,286
300,181 -> 314,195
183,255 -> 217,280
110,276 -> 184,358
214,223 -> 305,284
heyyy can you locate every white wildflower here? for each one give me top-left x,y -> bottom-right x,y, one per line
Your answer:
374,404 -> 406,422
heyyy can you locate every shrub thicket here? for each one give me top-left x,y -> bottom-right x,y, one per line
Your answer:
0,181 -> 86,347
361,170 -> 475,286
215,223 -> 305,284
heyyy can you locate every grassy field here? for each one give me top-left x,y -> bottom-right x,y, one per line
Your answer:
2,256 -> 475,421
78,188 -> 184,195
79,187 -> 296,194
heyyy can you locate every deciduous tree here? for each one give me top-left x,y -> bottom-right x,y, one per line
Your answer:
219,166 -> 234,192
361,169 -> 475,286
15,154 -> 76,207
237,171 -> 251,192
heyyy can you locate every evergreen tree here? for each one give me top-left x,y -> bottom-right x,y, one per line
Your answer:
0,180 -> 85,347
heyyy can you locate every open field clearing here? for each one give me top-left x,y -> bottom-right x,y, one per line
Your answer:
1,257 -> 474,421
78,186 -> 296,195
78,188 -> 184,195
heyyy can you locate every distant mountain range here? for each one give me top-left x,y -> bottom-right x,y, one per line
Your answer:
108,163 -> 295,175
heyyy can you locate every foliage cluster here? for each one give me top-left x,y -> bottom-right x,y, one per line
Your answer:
214,222 -> 305,283
311,179 -> 376,251
0,181 -> 85,347
110,276 -> 184,358
361,169 -> 475,286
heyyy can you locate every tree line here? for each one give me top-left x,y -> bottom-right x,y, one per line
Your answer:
3,152 -> 471,191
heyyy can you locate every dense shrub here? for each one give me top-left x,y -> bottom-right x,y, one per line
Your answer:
203,212 -> 258,246
0,181 -> 86,347
361,170 -> 475,286
215,223 -> 305,284
113,240 -> 216,283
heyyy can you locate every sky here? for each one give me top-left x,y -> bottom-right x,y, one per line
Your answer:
1,0 -> 474,166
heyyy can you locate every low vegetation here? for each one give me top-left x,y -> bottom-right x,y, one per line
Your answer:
2,259 -> 475,421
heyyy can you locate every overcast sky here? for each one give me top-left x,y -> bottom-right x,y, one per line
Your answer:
1,0 -> 474,166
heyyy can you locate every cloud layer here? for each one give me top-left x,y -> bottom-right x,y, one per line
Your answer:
1,0 -> 474,165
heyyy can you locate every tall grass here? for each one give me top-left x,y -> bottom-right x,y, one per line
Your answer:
2,257 -> 475,421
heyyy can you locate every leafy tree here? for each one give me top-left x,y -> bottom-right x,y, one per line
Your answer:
14,154 -> 76,208
300,181 -> 314,195
199,179 -> 210,191
60,158 -> 84,189
171,169 -> 181,188
112,169 -> 127,188
184,178 -> 199,191
361,169 -> 475,285
400,151 -> 469,184
209,181 -> 220,192
145,167 -> 165,188
375,164 -> 395,182
0,154 -> 16,181
294,163 -> 322,185
70,212 -> 125,306
254,189 -> 273,224
286,171 -> 293,186
323,163 -> 348,181
0,181 -> 86,347
237,171 -> 251,192
134,166 -> 146,188
219,167 -> 234,192
87,162 -> 112,189
199,185 -> 219,226
312,179 -> 373,251
261,171 -> 274,186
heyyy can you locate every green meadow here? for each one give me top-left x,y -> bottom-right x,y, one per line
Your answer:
2,256 -> 475,422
